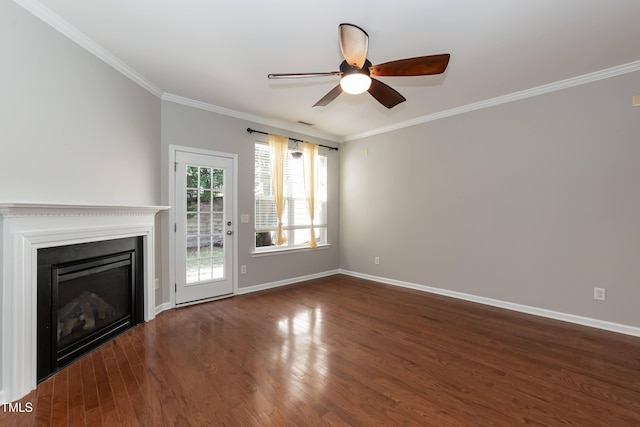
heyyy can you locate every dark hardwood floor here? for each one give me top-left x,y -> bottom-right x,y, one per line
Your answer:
2,274 -> 640,426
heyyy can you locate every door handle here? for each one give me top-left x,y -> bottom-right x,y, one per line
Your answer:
226,230 -> 233,235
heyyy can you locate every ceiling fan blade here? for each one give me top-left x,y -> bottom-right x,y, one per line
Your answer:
268,72 -> 341,79
339,23 -> 369,69
370,54 -> 450,77
368,78 -> 406,109
313,85 -> 343,107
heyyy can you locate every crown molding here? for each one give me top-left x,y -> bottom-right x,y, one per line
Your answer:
15,0 -> 341,143
15,0 -> 640,144
14,0 -> 163,98
343,60 -> 640,142
161,93 -> 341,143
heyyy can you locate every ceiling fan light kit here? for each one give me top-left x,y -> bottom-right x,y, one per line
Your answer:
268,23 -> 450,109
340,73 -> 372,94
339,58 -> 372,94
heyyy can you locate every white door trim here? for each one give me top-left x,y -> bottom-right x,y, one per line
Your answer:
168,144 -> 238,308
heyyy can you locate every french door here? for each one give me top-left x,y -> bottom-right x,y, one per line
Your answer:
175,150 -> 234,304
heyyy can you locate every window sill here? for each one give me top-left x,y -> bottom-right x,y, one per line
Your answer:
251,243 -> 331,257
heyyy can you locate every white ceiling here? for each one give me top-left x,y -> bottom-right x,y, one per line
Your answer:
23,0 -> 640,141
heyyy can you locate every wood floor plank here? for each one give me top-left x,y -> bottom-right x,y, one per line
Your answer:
110,339 -> 153,426
78,356 -> 99,418
91,351 -> 119,427
49,368 -> 68,427
1,274 -> 640,426
100,342 -> 137,427
34,377 -> 53,426
66,362 -> 85,427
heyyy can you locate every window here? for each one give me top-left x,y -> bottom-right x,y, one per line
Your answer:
254,142 -> 327,250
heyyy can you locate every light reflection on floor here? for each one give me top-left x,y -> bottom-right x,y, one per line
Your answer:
272,307 -> 329,401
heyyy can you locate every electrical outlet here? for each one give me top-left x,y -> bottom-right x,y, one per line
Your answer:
241,265 -> 247,274
374,256 -> 380,265
594,287 -> 606,301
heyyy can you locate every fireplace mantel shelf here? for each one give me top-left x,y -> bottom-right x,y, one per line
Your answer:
0,203 -> 170,217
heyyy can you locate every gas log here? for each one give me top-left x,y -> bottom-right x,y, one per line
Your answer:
57,291 -> 116,341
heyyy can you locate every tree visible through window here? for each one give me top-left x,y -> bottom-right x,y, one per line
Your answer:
254,143 -> 327,250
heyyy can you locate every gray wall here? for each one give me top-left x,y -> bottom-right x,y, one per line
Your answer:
1,1 -> 162,396
1,0 -> 340,312
340,70 -> 640,327
159,101 -> 340,304
5,0 -> 639,331
0,1 -> 161,206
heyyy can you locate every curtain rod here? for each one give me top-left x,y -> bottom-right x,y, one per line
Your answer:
246,128 -> 338,151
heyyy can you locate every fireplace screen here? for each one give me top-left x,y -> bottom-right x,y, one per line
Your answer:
55,253 -> 133,355
37,237 -> 143,381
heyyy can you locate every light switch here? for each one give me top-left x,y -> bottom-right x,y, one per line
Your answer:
240,214 -> 249,223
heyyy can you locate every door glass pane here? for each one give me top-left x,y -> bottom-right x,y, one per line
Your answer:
212,213 -> 223,235
199,213 -> 212,235
186,166 -> 199,188
199,259 -> 213,281
186,190 -> 198,211
212,247 -> 223,278
212,191 -> 223,211
186,245 -> 199,283
187,213 -> 198,234
199,190 -> 212,212
200,168 -> 211,189
185,165 -> 225,284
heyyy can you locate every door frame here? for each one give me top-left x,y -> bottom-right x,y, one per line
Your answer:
168,144 -> 238,308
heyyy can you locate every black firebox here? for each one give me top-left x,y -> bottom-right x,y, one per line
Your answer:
37,237 -> 144,381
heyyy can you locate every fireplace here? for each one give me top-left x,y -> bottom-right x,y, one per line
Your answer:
0,203 -> 168,404
37,237 -> 144,381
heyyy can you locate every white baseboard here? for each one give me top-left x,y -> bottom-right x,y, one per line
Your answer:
235,269 -> 341,295
339,269 -> 640,338
154,302 -> 172,316
152,270 -> 340,313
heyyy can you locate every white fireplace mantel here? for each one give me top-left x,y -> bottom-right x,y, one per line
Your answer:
0,203 -> 169,403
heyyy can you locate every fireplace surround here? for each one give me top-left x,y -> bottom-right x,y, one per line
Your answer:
0,203 -> 168,403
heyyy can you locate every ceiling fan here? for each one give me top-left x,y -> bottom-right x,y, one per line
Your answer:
268,23 -> 450,109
